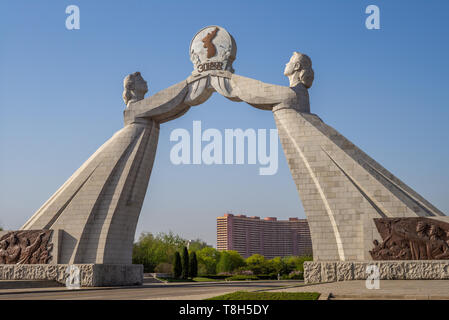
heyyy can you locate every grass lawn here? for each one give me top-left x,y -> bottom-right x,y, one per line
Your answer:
192,277 -> 225,282
158,277 -> 194,282
205,291 -> 320,300
225,275 -> 259,281
158,277 -> 305,283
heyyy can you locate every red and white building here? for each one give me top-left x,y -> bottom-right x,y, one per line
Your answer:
217,214 -> 313,258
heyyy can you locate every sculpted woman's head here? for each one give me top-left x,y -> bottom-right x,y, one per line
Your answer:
123,72 -> 148,105
284,52 -> 314,89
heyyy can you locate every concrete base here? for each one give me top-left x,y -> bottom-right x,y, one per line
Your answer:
0,264 -> 143,287
304,260 -> 449,284
0,280 -> 64,290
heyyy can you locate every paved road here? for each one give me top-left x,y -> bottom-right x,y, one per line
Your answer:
273,280 -> 449,300
3,279 -> 446,300
0,280 -> 305,300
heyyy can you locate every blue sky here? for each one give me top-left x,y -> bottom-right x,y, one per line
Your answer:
1,1 -> 448,247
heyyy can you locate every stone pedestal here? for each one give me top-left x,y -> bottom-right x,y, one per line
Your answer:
304,260 -> 449,284
0,264 -> 143,287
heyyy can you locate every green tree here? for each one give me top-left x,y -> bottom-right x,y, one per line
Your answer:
216,250 -> 245,273
268,257 -> 293,275
196,247 -> 221,275
132,233 -> 156,272
132,231 -> 186,272
132,231 -> 212,273
188,239 -> 209,252
189,251 -> 198,278
181,246 -> 190,279
173,252 -> 182,279
245,254 -> 269,274
284,255 -> 313,272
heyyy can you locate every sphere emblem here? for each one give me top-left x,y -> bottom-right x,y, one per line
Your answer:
189,26 -> 237,75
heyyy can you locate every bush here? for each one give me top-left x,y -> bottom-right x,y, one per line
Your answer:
226,275 -> 259,281
255,273 -> 278,280
192,277 -> 223,282
234,268 -> 254,276
217,272 -> 233,276
288,270 -> 304,280
280,274 -> 290,280
155,262 -> 173,274
200,274 -> 229,280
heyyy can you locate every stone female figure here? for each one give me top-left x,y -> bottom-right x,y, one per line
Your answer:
20,72 -> 211,265
223,52 -> 444,262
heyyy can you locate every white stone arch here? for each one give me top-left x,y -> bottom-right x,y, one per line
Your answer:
22,67 -> 445,265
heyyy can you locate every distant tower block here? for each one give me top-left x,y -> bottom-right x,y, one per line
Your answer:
217,214 -> 312,258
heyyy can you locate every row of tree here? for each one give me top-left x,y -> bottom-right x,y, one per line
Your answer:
173,247 -> 198,279
132,232 -> 208,273
195,247 -> 311,275
132,232 -> 312,276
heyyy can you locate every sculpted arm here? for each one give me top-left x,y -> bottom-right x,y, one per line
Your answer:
27,233 -> 44,253
227,74 -> 296,111
123,72 -> 215,124
125,80 -> 190,124
220,52 -> 314,112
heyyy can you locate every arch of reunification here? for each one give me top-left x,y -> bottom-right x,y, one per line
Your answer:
2,26 -> 448,286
